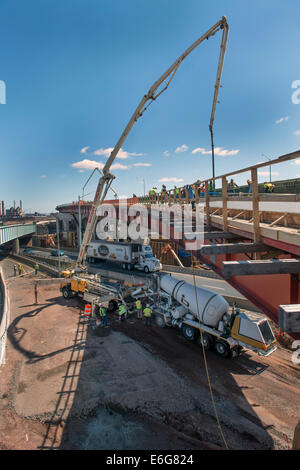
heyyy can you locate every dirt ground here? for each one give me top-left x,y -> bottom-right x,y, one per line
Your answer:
0,271 -> 299,450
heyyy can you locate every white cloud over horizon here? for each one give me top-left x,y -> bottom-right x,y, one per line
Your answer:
71,159 -> 129,170
80,146 -> 90,154
192,147 -> 239,157
163,150 -> 171,157
275,116 -> 289,124
158,177 -> 184,183
93,147 -> 144,159
133,163 -> 152,167
175,144 -> 189,153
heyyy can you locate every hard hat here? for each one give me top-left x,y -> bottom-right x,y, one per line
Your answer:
146,304 -> 149,307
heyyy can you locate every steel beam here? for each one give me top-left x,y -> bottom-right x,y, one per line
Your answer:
200,242 -> 268,255
223,259 -> 300,277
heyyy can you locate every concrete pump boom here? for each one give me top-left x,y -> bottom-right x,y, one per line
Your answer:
76,16 -> 229,271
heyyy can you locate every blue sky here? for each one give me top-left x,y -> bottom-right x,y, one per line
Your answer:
0,0 -> 300,212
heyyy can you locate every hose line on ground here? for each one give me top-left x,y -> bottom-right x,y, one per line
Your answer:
190,253 -> 229,449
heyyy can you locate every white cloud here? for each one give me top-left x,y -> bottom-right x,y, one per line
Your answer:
294,130 -> 300,135
163,150 -> 171,157
72,159 -> 104,170
192,146 -> 239,157
192,147 -> 205,154
111,163 -> 129,170
158,177 -> 184,183
40,175 -> 47,178
71,159 -> 129,170
175,144 -> 189,153
80,146 -> 90,154
133,163 -> 152,167
275,116 -> 289,124
93,147 -> 143,159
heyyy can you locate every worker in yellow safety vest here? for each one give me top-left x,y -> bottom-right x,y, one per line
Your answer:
136,299 -> 142,319
99,305 -> 108,327
143,304 -> 152,327
118,303 -> 126,321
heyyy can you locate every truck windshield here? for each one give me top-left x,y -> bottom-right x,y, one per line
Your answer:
258,320 -> 275,344
145,254 -> 153,259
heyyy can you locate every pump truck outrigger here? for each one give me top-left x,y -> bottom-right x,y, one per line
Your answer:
60,16 -> 277,357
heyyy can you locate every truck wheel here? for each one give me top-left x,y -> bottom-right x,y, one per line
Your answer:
144,266 -> 149,273
215,341 -> 229,358
127,264 -> 133,271
155,315 -> 165,328
122,263 -> 127,270
62,286 -> 71,300
182,324 -> 199,342
198,332 -> 214,351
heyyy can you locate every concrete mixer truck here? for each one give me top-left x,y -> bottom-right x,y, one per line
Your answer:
148,274 -> 277,358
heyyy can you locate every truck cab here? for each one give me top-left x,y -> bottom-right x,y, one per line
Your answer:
134,251 -> 162,273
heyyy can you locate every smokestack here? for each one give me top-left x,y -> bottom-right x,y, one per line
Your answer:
0,203 -> 2,217
20,200 -> 22,211
2,201 -> 4,216
14,200 -> 16,209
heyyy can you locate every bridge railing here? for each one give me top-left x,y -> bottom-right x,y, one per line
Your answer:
139,150 -> 300,243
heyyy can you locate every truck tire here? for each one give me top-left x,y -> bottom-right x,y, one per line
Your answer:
144,266 -> 149,273
214,341 -> 229,358
122,263 -> 127,270
62,286 -> 71,300
182,324 -> 199,342
155,315 -> 165,328
198,332 -> 214,351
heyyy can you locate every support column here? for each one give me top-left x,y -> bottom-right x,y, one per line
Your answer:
251,168 -> 260,243
12,238 -> 19,254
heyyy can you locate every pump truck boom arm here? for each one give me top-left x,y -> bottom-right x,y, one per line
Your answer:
76,16 -> 229,270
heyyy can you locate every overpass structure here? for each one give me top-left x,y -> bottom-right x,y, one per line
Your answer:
55,150 -> 300,338
0,223 -> 36,248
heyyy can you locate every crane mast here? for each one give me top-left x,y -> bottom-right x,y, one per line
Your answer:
76,16 -> 229,271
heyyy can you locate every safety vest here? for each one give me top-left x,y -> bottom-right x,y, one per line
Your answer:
136,300 -> 142,310
119,304 -> 126,315
100,307 -> 106,317
175,188 -> 179,195
83,304 -> 92,317
143,307 -> 152,317
35,264 -> 39,269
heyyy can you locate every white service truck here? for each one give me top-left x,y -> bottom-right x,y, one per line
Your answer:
87,240 -> 162,273
148,274 -> 277,358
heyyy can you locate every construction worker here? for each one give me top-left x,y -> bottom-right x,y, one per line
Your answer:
99,305 -> 108,327
174,186 -> 179,200
264,182 -> 275,193
18,264 -> 22,276
228,178 -> 239,194
34,263 -> 39,275
136,299 -> 142,319
13,265 -> 17,277
118,303 -> 126,321
143,303 -> 152,327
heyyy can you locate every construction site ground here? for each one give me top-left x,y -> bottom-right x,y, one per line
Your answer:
0,258 -> 299,450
